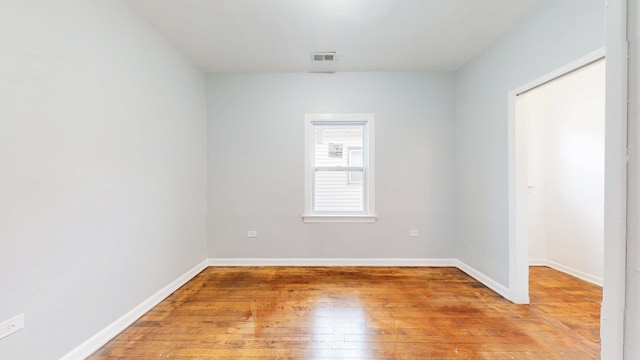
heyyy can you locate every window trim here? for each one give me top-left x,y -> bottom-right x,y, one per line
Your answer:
303,113 -> 376,223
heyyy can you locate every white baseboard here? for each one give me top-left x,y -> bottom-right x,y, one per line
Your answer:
455,260 -> 511,301
530,259 -> 603,286
207,258 -> 458,267
60,259 -> 209,360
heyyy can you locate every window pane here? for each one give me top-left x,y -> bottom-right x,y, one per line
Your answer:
348,149 -> 363,183
349,170 -> 363,183
314,125 -> 363,167
314,170 -> 364,212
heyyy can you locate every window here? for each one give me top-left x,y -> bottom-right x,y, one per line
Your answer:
303,113 -> 376,223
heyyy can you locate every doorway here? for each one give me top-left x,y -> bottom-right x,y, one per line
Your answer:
507,49 -> 606,304
521,58 -> 605,284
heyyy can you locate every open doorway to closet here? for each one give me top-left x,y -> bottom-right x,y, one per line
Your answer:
508,50 -> 606,305
520,58 -> 606,285
511,56 -> 606,350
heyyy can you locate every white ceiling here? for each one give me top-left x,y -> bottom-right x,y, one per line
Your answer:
127,0 -> 544,73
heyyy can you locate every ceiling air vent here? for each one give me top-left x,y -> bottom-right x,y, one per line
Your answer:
312,52 -> 337,62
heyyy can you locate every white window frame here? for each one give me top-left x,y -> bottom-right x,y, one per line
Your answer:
303,113 -> 376,223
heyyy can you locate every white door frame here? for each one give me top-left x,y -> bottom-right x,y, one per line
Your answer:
507,48 -> 606,305
601,0 -> 628,357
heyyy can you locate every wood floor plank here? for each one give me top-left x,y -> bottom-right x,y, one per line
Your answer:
88,266 -> 601,359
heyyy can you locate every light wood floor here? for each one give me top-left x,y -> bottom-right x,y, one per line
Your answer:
89,266 -> 601,359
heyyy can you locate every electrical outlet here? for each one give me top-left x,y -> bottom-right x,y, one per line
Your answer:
0,314 -> 24,340
408,229 -> 419,237
247,230 -> 258,238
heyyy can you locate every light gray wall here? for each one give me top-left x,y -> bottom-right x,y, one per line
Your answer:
207,73 -> 455,259
454,0 -> 605,286
0,1 -> 207,358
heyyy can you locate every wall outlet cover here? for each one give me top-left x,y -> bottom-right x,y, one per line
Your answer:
0,314 -> 24,340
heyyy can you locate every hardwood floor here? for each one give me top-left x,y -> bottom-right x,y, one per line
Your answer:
89,266 -> 601,359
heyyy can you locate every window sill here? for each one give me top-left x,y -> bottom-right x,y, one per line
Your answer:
302,214 -> 378,223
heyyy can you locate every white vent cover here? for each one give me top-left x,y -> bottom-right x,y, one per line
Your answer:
311,52 -> 337,62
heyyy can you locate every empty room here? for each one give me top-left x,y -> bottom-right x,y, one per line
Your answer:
1,0 -> 638,359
